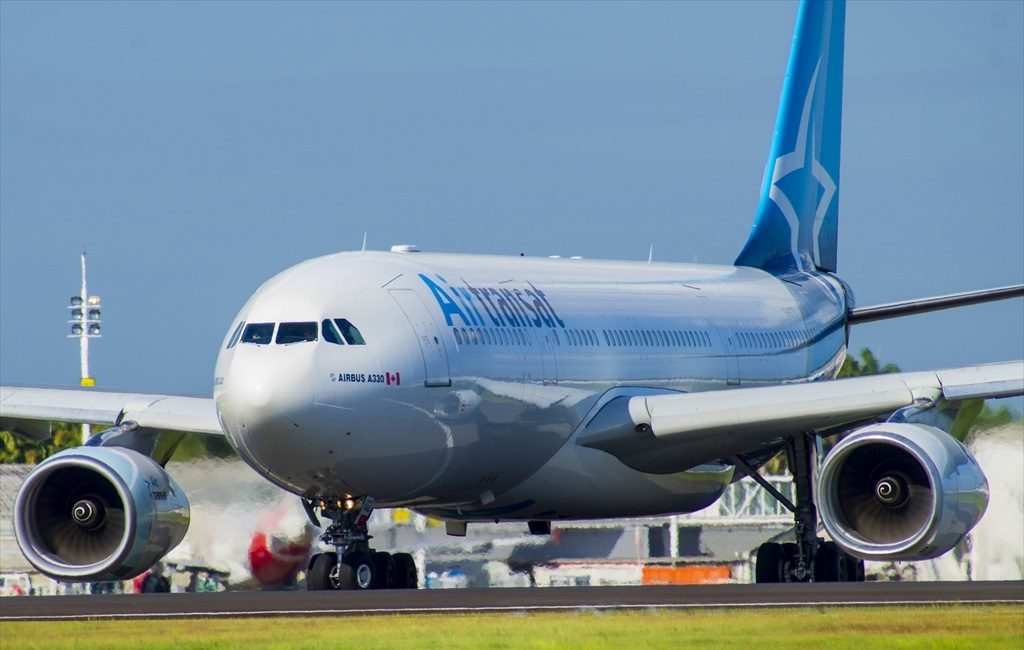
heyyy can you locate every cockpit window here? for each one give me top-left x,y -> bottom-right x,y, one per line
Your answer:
334,319 -> 366,345
226,321 -> 245,349
322,319 -> 344,345
276,322 -> 318,344
241,322 -> 275,345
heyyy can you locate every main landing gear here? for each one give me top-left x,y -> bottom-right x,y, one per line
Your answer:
740,434 -> 865,584
304,496 -> 418,591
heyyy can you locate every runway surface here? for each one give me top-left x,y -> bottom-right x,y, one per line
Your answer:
1,581 -> 1021,621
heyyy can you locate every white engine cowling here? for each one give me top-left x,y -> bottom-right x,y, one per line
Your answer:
817,422 -> 988,561
14,446 -> 189,581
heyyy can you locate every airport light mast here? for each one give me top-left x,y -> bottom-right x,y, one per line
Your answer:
67,247 -> 101,443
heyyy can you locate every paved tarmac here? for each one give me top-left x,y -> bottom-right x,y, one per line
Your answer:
1,580 -> 1021,621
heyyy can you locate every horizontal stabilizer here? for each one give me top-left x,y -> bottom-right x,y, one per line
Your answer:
849,284 -> 1024,324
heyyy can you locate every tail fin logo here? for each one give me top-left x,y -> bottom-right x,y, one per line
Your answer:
767,59 -> 837,271
734,0 -> 845,274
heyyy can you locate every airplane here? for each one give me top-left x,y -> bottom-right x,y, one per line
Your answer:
245,503 -> 317,588
162,490 -> 317,589
2,0 -> 1022,590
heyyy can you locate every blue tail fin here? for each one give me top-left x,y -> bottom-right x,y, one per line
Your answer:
735,0 -> 845,273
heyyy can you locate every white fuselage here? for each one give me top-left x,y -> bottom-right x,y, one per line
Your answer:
213,251 -> 848,521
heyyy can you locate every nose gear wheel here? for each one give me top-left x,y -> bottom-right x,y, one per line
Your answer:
304,496 -> 419,591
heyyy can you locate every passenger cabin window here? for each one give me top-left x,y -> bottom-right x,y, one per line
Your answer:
276,321 -> 318,344
241,322 -> 275,345
335,319 -> 366,345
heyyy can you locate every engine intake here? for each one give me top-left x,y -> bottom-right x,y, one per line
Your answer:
817,422 -> 988,561
14,446 -> 189,581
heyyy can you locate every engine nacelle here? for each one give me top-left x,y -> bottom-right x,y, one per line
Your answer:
14,446 -> 189,582
817,422 -> 988,561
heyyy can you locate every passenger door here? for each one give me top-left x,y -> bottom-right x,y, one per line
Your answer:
389,289 -> 452,387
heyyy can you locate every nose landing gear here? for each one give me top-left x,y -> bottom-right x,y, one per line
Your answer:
305,496 -> 418,591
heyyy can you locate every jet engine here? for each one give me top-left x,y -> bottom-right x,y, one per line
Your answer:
817,422 -> 988,561
14,446 -> 189,581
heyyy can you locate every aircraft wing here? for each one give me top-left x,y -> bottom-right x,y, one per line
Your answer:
0,385 -> 222,441
577,360 -> 1024,474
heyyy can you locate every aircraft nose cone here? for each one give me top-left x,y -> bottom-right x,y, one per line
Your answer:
223,347 -> 315,438
242,372 -> 275,411
240,375 -> 311,432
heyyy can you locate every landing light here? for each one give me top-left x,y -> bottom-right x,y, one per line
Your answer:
344,498 -> 356,511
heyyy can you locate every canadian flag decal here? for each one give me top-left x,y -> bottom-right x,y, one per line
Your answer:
386,372 -> 401,386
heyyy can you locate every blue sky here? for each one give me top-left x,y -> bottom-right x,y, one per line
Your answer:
1,1 -> 1021,400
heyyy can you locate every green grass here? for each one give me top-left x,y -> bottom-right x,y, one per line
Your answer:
2,605 -> 1022,649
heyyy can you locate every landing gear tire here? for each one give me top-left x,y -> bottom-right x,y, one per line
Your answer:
747,436 -> 874,584
755,542 -> 784,584
338,553 -> 375,590
846,553 -> 866,582
307,496 -> 420,591
780,542 -> 800,582
371,551 -> 396,589
307,552 -> 338,591
814,541 -> 844,582
814,541 -> 866,582
393,552 -> 418,589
